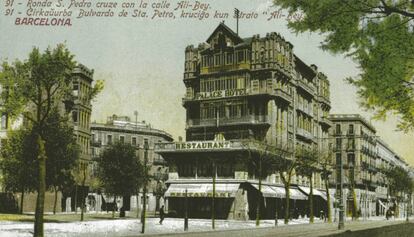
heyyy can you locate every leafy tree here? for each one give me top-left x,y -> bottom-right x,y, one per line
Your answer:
273,0 -> 414,131
383,165 -> 413,217
43,110 -> 79,214
243,139 -> 296,225
97,141 -> 143,218
319,150 -> 334,223
296,147 -> 319,223
0,44 -> 76,237
270,146 -> 297,225
0,129 -> 37,214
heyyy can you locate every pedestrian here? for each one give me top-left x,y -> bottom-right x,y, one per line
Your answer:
159,205 -> 165,224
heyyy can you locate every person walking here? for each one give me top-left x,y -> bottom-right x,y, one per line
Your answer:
159,205 -> 165,224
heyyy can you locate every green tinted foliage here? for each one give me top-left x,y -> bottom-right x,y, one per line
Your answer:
97,142 -> 143,197
274,0 -> 414,130
0,129 -> 38,193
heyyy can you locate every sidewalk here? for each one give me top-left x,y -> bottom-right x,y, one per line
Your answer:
0,216 -> 408,237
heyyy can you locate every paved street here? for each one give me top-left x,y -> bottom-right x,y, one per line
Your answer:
0,215 -> 410,237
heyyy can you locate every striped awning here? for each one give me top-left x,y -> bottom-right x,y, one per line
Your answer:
298,186 -> 327,201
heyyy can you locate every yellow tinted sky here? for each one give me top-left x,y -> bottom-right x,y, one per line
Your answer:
1,0 -> 413,165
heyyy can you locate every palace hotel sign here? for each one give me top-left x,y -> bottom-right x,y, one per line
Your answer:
195,88 -> 247,100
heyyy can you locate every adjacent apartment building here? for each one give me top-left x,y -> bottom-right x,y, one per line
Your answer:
90,115 -> 173,214
329,114 -> 411,219
155,23 -> 332,220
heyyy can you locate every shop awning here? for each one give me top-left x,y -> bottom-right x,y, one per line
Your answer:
289,188 -> 308,200
251,184 -> 307,200
252,184 -> 286,198
165,183 -> 240,198
298,186 -> 327,201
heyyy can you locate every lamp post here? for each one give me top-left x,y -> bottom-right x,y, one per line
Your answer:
337,152 -> 345,230
133,111 -> 140,218
141,140 -> 149,234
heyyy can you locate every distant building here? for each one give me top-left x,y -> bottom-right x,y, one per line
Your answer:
91,114 -> 173,213
329,114 -> 411,219
156,23 -> 332,220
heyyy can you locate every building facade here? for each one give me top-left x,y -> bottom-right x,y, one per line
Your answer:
90,115 -> 173,214
329,114 -> 413,219
155,23 -> 332,220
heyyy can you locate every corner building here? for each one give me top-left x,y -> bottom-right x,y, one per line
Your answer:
156,23 -> 332,220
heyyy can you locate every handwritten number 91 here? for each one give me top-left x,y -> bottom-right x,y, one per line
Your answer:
5,0 -> 14,7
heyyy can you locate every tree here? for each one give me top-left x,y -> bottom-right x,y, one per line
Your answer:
383,166 -> 413,217
273,0 -> 414,131
43,110 -> 79,214
274,150 -> 297,225
243,139 -> 296,225
97,141 -> 143,218
296,147 -> 319,223
319,150 -> 334,223
0,129 -> 37,214
0,44 -> 76,237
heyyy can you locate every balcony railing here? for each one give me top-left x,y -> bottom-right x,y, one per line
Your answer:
296,80 -> 316,95
317,95 -> 331,106
319,116 -> 333,127
296,104 -> 313,117
200,63 -> 250,74
186,115 -> 269,128
296,128 -> 314,141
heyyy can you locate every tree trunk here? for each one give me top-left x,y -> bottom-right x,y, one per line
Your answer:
352,187 -> 358,220
256,160 -> 261,227
112,196 -> 116,219
34,136 -> 46,237
20,189 -> 25,215
309,175 -> 314,223
74,185 -> 78,214
53,186 -> 58,215
325,178 -> 332,223
284,182 -> 290,224
136,191 -> 140,218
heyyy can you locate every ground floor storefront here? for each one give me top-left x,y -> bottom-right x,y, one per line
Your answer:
164,181 -> 328,220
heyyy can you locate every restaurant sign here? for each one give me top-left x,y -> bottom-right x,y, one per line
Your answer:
175,141 -> 230,150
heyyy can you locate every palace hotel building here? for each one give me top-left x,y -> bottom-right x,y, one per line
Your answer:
155,23 -> 332,220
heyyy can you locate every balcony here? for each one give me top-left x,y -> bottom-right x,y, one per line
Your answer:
296,80 -> 316,96
317,95 -> 331,107
319,116 -> 333,128
296,105 -> 313,117
186,115 -> 270,129
200,63 -> 250,74
295,128 -> 314,141
91,140 -> 102,147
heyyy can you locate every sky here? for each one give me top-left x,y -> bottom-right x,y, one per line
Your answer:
1,0 -> 414,166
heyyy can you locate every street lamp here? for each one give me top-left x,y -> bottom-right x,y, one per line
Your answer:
141,140 -> 149,233
337,152 -> 345,230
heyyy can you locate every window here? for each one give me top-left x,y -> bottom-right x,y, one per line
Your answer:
144,138 -> 149,148
107,135 -> 112,145
336,138 -> 342,150
72,111 -> 78,123
119,135 -> 125,143
348,124 -> 354,135
132,137 -> 137,146
335,124 -> 341,135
